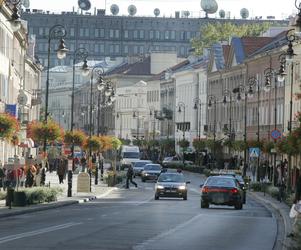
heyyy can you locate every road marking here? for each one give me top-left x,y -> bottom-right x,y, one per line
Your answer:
0,222 -> 82,244
133,213 -> 204,250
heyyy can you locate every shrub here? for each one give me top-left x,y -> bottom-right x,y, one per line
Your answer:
0,191 -> 6,200
23,187 -> 63,205
267,186 -> 279,199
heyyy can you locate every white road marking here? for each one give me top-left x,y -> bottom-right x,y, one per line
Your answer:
132,213 -> 204,250
0,222 -> 82,244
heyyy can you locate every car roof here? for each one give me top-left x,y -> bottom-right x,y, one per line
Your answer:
160,172 -> 183,176
145,163 -> 161,166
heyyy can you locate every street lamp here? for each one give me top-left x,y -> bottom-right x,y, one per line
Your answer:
5,0 -> 22,32
207,95 -> 217,160
43,24 -> 68,153
133,111 -> 140,144
193,98 -> 203,140
177,101 -> 186,165
67,48 -> 89,197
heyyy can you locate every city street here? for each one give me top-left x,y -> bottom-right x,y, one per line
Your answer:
0,172 -> 277,250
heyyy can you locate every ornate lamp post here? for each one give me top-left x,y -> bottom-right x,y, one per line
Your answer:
193,98 -> 203,140
43,24 -> 68,153
207,95 -> 217,160
177,101 -> 186,165
66,48 -> 89,197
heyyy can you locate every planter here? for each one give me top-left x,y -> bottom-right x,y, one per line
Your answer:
107,175 -> 117,187
13,191 -> 27,206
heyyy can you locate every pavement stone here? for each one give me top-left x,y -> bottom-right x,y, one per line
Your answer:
250,191 -> 294,250
0,171 -> 122,218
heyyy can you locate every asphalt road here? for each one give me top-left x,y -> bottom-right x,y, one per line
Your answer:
0,172 -> 277,250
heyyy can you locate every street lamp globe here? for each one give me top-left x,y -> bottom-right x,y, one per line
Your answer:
56,39 -> 69,59
110,95 -> 116,102
277,74 -> 285,83
105,87 -> 113,97
81,59 -> 90,76
97,83 -> 105,91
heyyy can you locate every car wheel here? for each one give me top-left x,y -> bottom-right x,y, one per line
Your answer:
155,194 -> 159,200
201,201 -> 209,208
243,192 -> 246,204
183,195 -> 187,200
234,202 -> 243,210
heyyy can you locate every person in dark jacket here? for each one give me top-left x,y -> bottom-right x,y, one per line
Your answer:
126,165 -> 137,189
57,156 -> 67,184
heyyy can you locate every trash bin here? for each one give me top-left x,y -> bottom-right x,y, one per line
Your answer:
13,191 -> 27,207
6,187 -> 14,207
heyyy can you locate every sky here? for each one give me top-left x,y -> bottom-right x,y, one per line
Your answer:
27,0 -> 297,20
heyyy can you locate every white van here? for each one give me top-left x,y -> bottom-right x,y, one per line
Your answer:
120,145 -> 140,169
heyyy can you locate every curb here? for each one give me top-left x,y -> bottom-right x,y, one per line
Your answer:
0,187 -> 118,219
249,192 -> 292,250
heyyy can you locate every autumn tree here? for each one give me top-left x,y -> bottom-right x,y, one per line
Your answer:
191,22 -> 271,55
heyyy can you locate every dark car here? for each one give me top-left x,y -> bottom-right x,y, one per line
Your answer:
141,164 -> 162,182
155,173 -> 189,200
132,160 -> 152,177
201,176 -> 244,210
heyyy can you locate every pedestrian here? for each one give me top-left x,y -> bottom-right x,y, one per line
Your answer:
126,165 -> 137,189
0,167 -> 5,191
57,156 -> 67,184
288,174 -> 301,238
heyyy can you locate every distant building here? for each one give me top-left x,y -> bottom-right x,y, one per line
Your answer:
21,9 -> 288,68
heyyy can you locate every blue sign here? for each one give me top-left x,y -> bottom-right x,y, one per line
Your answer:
5,104 -> 17,117
271,129 -> 282,140
249,147 -> 260,158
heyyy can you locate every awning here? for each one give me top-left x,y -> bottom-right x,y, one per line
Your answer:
19,138 -> 35,148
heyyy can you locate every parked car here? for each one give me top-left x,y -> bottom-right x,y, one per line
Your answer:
162,156 -> 193,167
132,160 -> 152,177
200,176 -> 244,210
141,164 -> 162,182
155,173 -> 190,200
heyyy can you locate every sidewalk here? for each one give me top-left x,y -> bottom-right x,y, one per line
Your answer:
250,191 -> 294,250
0,172 -> 120,218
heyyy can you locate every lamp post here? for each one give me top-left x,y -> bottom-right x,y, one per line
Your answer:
263,67 -> 279,184
149,107 -> 156,141
133,111 -> 140,145
222,89 -> 234,146
208,95 -> 217,160
67,48 -> 89,197
43,24 -> 68,153
193,98 -> 202,140
116,112 -> 122,139
177,102 -> 186,165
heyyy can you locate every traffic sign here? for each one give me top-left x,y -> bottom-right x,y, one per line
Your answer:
271,129 -> 282,140
249,147 -> 260,158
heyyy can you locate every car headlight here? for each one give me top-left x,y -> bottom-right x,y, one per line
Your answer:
178,185 -> 186,190
156,185 -> 164,189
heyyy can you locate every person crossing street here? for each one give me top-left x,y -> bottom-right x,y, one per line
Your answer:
126,165 -> 137,189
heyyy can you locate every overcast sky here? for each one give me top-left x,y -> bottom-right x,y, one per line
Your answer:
27,0 -> 296,20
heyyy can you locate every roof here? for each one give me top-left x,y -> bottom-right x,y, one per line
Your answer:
107,57 -> 152,76
212,43 -> 227,70
241,37 -> 274,57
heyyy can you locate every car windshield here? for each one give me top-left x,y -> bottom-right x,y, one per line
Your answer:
122,152 -> 139,158
235,175 -> 244,182
134,161 -> 151,168
144,165 -> 161,171
158,174 -> 184,183
206,177 -> 236,187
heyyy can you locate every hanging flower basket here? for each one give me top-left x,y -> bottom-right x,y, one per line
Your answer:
0,113 -> 19,140
64,130 -> 86,146
83,136 -> 101,152
27,120 -> 63,144
98,136 -> 113,152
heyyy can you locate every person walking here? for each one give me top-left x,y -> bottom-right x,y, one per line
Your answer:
126,165 -> 137,189
57,156 -> 67,184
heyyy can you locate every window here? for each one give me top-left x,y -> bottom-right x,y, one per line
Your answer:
186,31 -> 191,40
100,44 -> 104,53
149,30 -> 154,39
124,45 -> 128,54
109,45 -> 114,53
171,30 -> 176,39
165,31 -> 169,40
38,43 -> 43,52
69,43 -> 75,51
124,30 -> 129,38
85,28 -> 89,37
155,31 -> 160,39
115,44 -> 120,53
109,29 -> 114,38
139,30 -> 144,39
180,31 -> 185,40
95,44 -> 99,53
133,46 -> 138,54
115,30 -> 120,38
39,27 -> 43,36
70,28 -> 75,37
139,46 -> 144,54
133,30 -> 138,39
80,28 -> 84,37
95,28 -> 104,38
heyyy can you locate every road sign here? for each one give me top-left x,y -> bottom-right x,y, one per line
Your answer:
271,129 -> 282,140
249,147 -> 260,158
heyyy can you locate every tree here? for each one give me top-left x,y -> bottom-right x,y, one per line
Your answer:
193,139 -> 206,152
191,22 -> 270,55
64,130 -> 86,146
0,113 -> 20,140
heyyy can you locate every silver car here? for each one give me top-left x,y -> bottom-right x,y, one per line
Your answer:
132,160 -> 152,177
141,164 -> 162,182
